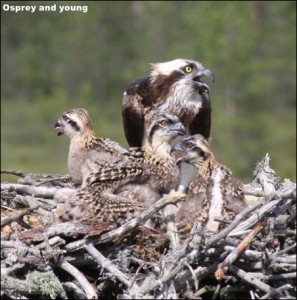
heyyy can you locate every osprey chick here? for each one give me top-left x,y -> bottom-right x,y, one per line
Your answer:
171,134 -> 247,234
54,108 -> 128,185
122,58 -> 215,147
60,112 -> 186,222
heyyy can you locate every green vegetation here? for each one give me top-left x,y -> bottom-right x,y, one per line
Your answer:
1,1 -> 296,183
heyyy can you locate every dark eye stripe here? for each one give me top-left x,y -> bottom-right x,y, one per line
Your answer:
148,124 -> 159,144
68,119 -> 80,132
195,147 -> 205,158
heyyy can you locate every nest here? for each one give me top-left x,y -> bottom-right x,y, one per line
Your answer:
1,154 -> 296,299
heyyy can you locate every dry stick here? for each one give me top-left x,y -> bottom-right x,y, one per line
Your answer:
164,204 -> 181,249
141,258 -> 186,295
1,275 -> 39,295
215,220 -> 266,280
247,272 -> 296,281
185,262 -> 198,291
228,265 -> 279,296
229,199 -> 278,235
274,243 -> 296,255
1,264 -> 25,276
35,175 -> 71,186
260,284 -> 294,299
1,183 -> 58,198
1,169 -> 27,177
1,240 -> 42,257
1,205 -> 40,227
58,260 -> 97,299
63,282 -> 87,299
84,242 -> 137,289
205,200 -> 264,248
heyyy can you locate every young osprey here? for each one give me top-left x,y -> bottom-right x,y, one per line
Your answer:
122,58 -> 215,147
171,134 -> 246,234
61,112 -> 186,222
54,108 -> 128,185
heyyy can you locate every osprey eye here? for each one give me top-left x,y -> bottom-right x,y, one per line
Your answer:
184,66 -> 193,73
159,120 -> 169,127
186,142 -> 195,149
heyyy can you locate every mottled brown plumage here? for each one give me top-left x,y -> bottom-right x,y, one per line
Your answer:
54,108 -> 128,184
61,112 -> 186,222
122,59 -> 215,147
171,134 -> 246,234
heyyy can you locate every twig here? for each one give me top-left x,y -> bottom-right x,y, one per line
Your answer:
260,283 -> 294,299
58,260 -> 97,299
142,258 -> 185,294
185,262 -> 198,290
1,170 -> 27,177
1,275 -> 38,295
84,242 -> 137,289
1,183 -> 58,198
1,205 -> 40,227
215,220 -> 265,280
1,264 -> 25,276
275,243 -> 296,255
163,204 -> 181,249
16,220 -> 115,243
205,200 -> 264,247
228,265 -> 279,295
35,175 -> 71,186
63,282 -> 87,299
229,197 -> 284,235
247,272 -> 296,281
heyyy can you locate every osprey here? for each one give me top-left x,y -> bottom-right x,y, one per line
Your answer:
54,108 -> 128,185
122,58 -> 215,147
60,112 -> 186,222
171,134 -> 247,234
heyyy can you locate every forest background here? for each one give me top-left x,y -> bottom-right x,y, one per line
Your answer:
1,1 -> 296,183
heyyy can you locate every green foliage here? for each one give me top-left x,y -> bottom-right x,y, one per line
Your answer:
1,1 -> 296,182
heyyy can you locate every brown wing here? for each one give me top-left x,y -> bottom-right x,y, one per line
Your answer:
122,76 -> 152,147
189,90 -> 212,139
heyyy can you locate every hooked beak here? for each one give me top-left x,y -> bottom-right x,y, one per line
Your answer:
170,123 -> 186,137
170,142 -> 188,165
193,68 -> 215,92
54,118 -> 64,136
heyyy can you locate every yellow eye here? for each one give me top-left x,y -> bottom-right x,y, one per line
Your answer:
186,142 -> 195,149
184,66 -> 193,73
160,120 -> 169,127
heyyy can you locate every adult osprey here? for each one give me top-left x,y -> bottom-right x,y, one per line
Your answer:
122,58 -> 215,147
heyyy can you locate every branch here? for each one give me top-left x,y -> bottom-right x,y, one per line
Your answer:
163,203 -> 181,249
58,260 -> 97,299
228,265 -> 286,297
85,242 -> 138,289
215,220 -> 266,280
1,205 -> 40,227
16,220 -> 115,243
205,199 -> 264,247
1,183 -> 58,198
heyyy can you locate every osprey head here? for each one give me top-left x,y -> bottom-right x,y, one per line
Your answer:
54,108 -> 94,139
171,134 -> 213,170
145,111 -> 186,151
150,58 -> 215,92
